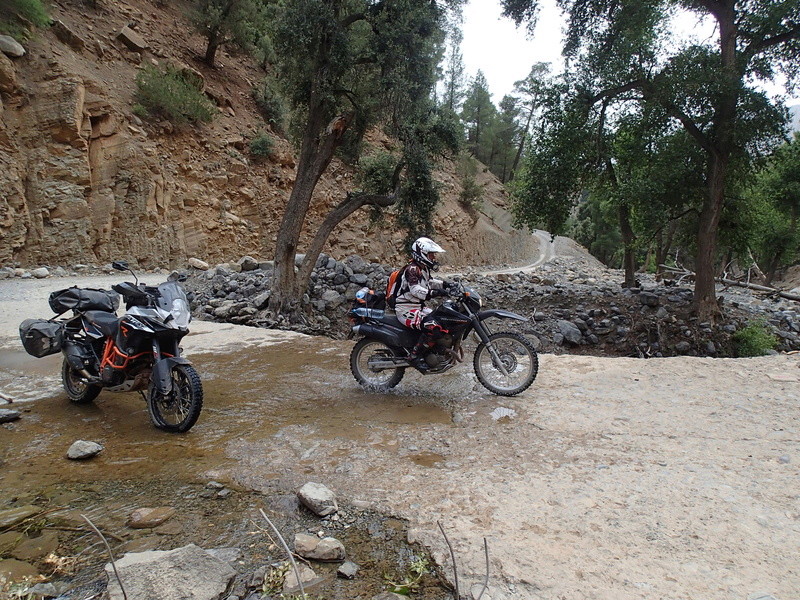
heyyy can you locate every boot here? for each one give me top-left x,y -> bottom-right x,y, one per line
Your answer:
408,333 -> 431,368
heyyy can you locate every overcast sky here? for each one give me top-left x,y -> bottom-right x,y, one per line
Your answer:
460,0 -> 800,106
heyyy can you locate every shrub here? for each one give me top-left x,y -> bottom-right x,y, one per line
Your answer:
0,0 -> 50,37
134,65 -> 215,126
252,77 -> 287,135
249,131 -> 273,159
456,153 -> 483,211
732,319 -> 778,357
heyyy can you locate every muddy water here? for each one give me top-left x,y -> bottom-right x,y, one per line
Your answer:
0,335 -> 472,598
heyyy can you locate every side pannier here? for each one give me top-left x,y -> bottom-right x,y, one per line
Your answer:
48,287 -> 120,314
19,319 -> 65,358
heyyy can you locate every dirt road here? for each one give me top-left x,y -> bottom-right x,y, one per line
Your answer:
1,275 -> 799,599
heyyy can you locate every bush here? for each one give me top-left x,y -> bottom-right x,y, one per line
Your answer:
134,65 -> 215,126
249,131 -> 273,159
732,319 -> 778,357
0,0 -> 50,37
456,153 -> 483,210
252,77 -> 286,135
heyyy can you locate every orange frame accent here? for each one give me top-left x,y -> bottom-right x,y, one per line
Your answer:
99,338 -> 150,372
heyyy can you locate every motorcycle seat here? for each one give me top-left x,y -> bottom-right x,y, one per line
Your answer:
84,310 -> 119,337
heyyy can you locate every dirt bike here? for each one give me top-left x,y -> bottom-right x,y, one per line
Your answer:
19,261 -> 203,432
347,281 -> 538,396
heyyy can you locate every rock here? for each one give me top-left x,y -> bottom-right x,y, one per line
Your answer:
0,35 -> 25,58
282,563 -> 323,595
0,531 -> 24,553
66,440 -> 104,459
117,26 -> 149,52
52,20 -> 86,51
105,544 -> 236,600
127,506 -> 176,529
0,408 -> 21,423
11,531 -> 59,561
239,256 -> 259,271
639,292 -> 660,307
188,257 -> 210,270
372,593 -> 407,600
337,560 -> 359,579
675,341 -> 691,353
24,582 -> 72,598
206,547 -> 243,565
294,533 -> 346,561
31,267 -> 49,278
0,51 -> 16,93
557,320 -> 582,345
297,482 -> 338,516
0,506 -> 42,528
252,291 -> 270,309
0,558 -> 39,582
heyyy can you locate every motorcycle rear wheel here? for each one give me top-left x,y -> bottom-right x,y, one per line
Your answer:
61,358 -> 102,404
147,364 -> 203,433
473,332 -> 538,396
350,338 -> 405,391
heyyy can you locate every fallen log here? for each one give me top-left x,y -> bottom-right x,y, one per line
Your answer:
658,264 -> 800,302
718,278 -> 800,302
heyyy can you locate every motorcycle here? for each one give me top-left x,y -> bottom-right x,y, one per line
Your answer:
19,261 -> 203,432
347,281 -> 538,396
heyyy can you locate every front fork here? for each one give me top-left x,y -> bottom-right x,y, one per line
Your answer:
469,314 -> 510,377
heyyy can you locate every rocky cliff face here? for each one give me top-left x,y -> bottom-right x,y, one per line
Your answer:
0,0 -> 534,271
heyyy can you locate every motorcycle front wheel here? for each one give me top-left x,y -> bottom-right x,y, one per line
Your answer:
147,364 -> 203,432
473,332 -> 538,396
61,358 -> 102,404
350,338 -> 405,391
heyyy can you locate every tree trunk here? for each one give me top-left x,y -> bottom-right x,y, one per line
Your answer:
692,4 -> 738,321
269,112 -> 354,318
619,202 -> 637,287
204,29 -> 220,66
510,105 -> 534,181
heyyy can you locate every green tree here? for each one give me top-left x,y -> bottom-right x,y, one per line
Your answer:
747,134 -> 800,283
267,0 -> 459,317
509,62 -> 552,181
502,0 -> 799,319
461,71 -> 497,164
492,94 -> 521,182
192,0 -> 269,66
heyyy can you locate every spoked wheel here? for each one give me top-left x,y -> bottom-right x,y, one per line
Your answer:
350,338 -> 405,391
473,332 -> 538,396
147,364 -> 203,432
61,358 -> 101,404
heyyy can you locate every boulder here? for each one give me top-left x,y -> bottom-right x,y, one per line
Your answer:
238,256 -> 259,271
188,257 -> 210,270
0,51 -> 16,93
557,320 -> 582,345
337,560 -> 359,579
117,26 -> 148,52
31,267 -> 49,279
66,440 -> 103,460
0,35 -> 25,58
297,482 -> 338,516
105,544 -> 236,600
52,20 -> 86,51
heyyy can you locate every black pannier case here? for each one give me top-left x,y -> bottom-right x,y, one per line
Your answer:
19,319 -> 65,358
48,287 -> 120,314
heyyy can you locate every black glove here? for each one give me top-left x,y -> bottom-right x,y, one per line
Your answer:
429,288 -> 447,298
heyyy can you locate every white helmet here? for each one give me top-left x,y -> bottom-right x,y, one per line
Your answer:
410,237 -> 445,269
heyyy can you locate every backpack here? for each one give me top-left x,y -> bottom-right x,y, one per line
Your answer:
385,265 -> 409,309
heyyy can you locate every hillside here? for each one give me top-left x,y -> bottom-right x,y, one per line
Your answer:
0,0 -> 535,270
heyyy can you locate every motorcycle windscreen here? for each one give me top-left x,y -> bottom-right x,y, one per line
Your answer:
156,282 -> 191,328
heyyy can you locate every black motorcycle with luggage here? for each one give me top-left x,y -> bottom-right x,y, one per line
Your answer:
19,261 -> 203,432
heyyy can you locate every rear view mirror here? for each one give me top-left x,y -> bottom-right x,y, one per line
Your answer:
112,261 -> 129,271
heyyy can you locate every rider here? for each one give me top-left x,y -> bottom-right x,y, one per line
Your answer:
395,237 -> 452,365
